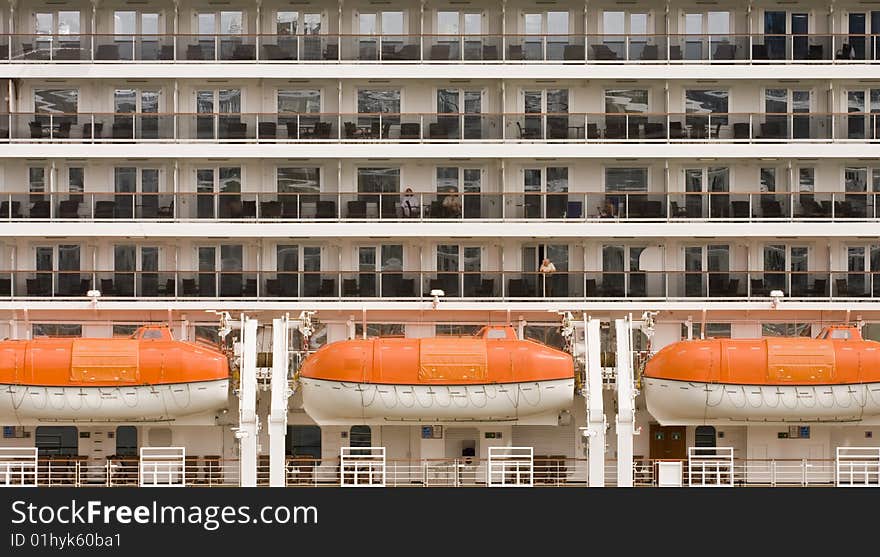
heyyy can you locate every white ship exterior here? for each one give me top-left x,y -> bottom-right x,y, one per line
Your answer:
1,0 -> 880,488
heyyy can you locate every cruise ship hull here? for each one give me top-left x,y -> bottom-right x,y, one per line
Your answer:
0,379 -> 230,425
644,377 -> 880,425
300,377 -> 575,425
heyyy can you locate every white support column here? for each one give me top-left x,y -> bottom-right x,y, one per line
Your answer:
584,316 -> 605,487
615,317 -> 634,487
239,316 -> 259,487
269,316 -> 289,487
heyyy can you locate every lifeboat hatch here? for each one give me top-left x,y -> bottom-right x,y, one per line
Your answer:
70,339 -> 140,383
766,341 -> 835,383
418,338 -> 488,382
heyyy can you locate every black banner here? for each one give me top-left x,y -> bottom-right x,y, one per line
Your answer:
0,488 -> 872,555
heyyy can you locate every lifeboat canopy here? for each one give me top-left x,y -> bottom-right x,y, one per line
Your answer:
643,324 -> 880,425
298,325 -> 575,425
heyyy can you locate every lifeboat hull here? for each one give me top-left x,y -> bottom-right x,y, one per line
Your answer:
0,379 -> 229,425
300,377 -> 575,425
644,377 -> 880,425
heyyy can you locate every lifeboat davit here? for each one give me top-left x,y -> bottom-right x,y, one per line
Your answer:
298,326 -> 575,425
643,325 -> 880,425
0,325 -> 230,425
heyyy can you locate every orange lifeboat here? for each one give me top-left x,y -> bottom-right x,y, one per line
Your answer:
0,325 -> 230,425
643,325 -> 880,425
299,326 -> 575,425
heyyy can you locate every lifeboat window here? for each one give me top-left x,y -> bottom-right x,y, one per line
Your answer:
829,329 -> 852,340
287,426 -> 322,460
349,425 -> 372,454
485,329 -> 509,339
115,426 -> 138,457
35,426 -> 79,457
141,329 -> 165,340
695,426 -> 717,449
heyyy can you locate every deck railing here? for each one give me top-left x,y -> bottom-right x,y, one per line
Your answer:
2,33 -> 879,63
2,112 -> 878,143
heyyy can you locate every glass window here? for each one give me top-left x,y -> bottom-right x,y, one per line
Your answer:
277,90 -> 320,113
350,425 -> 372,448
277,167 -> 320,194
605,89 -> 648,113
34,89 -> 78,115
762,323 -> 811,337
35,426 -> 78,457
115,426 -> 138,457
287,425 -> 321,458
355,323 -> 404,337
685,90 -> 729,125
605,168 -> 648,192
32,323 -> 82,337
523,325 -> 564,349
436,324 -> 481,336
112,324 -> 139,336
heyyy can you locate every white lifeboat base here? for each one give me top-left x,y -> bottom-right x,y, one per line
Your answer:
0,379 -> 230,425
300,377 -> 575,426
644,377 -> 880,425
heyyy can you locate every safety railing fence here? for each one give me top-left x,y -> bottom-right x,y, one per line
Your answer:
2,112 -> 878,143
2,191 -> 880,226
139,447 -> 186,487
2,269 -> 879,303
2,33 -> 880,63
836,447 -> 880,487
2,454 -> 862,487
0,447 -> 38,487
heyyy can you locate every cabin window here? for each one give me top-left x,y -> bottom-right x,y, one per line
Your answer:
35,426 -> 78,457
142,329 -> 164,340
287,425 -> 321,459
32,324 -> 82,337
113,324 -> 139,337
695,426 -> 716,447
830,329 -> 852,339
355,323 -> 404,337
350,425 -> 372,449
761,323 -> 811,337
436,324 -> 481,336
484,328 -> 508,339
116,426 -> 138,457
681,323 -> 731,339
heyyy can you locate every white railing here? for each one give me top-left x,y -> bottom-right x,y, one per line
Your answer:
340,446 -> 386,487
488,447 -> 534,487
0,447 -> 38,487
836,447 -> 880,487
688,447 -> 734,487
139,447 -> 186,487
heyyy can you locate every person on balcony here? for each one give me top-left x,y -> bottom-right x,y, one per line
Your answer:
402,187 -> 419,218
540,257 -> 557,297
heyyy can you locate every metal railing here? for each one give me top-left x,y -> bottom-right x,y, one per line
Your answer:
2,269 -> 879,301
3,111 -> 878,143
3,32 -> 880,63
2,191 -> 880,222
11,454 -> 853,487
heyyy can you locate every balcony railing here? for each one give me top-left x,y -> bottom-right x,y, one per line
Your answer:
3,112 -> 877,143
2,33 -> 880,63
3,191 -> 878,222
1,270 -> 877,300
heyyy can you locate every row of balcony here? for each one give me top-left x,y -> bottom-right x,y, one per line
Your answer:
6,112 -> 880,143
3,191 -> 880,221
2,33 -> 880,64
2,270 -> 876,300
